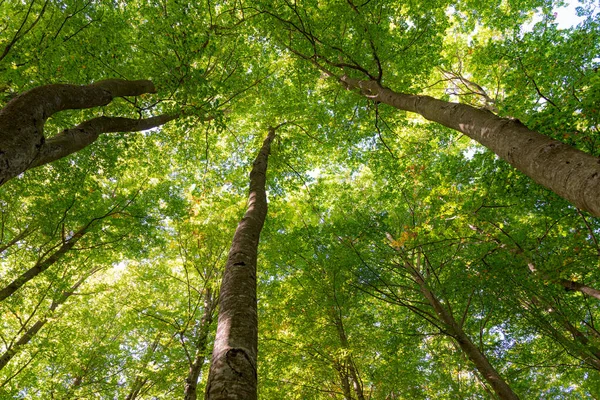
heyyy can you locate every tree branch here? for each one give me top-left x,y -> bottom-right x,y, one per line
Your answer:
31,114 -> 178,168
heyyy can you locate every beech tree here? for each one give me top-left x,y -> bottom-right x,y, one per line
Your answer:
1,0 -> 600,399
206,126 -> 278,399
0,79 -> 176,185
257,0 -> 600,217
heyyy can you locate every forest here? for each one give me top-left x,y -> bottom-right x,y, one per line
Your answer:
0,0 -> 599,398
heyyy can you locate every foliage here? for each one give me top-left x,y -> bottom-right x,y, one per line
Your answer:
1,0 -> 599,398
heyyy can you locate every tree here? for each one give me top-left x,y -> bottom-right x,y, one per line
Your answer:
2,0 -> 600,398
206,126 -> 278,399
206,126 -> 279,399
256,0 -> 600,217
0,79 -> 176,185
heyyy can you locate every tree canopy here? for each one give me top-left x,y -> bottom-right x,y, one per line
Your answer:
1,0 -> 599,398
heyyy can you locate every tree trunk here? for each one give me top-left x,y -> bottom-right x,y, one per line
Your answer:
184,288 -> 216,400
469,223 -> 600,299
348,358 -> 364,400
124,376 -> 149,400
0,79 -> 175,185
335,363 -> 354,400
340,76 -> 600,217
0,222 -> 91,302
123,333 -> 162,400
30,114 -> 177,169
0,274 -> 87,371
412,271 -> 519,400
0,226 -> 35,255
558,279 -> 600,300
332,312 -> 365,400
205,127 -> 277,400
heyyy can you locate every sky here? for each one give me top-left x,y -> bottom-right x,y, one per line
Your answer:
555,1 -> 585,28
547,1 -> 590,29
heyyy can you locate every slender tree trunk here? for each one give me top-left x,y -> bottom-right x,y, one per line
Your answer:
184,288 -> 216,400
558,279 -> 600,300
348,359 -> 364,400
0,274 -> 87,370
29,114 -> 177,169
0,224 -> 89,302
124,376 -> 149,400
205,127 -> 277,400
332,312 -> 365,400
0,79 -> 175,185
411,270 -> 519,400
470,223 -> 600,299
0,204 -> 125,302
561,319 -> 600,369
528,261 -> 600,300
528,296 -> 600,370
0,226 -> 35,255
335,363 -> 354,400
124,334 -> 162,400
340,76 -> 600,217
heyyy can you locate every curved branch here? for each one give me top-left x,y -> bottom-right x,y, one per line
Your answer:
0,79 -> 162,184
31,114 -> 178,168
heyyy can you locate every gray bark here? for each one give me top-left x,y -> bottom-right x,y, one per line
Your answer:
124,334 -> 162,400
205,127 -> 277,400
0,226 -> 35,255
528,296 -> 600,370
0,202 -> 126,302
341,76 -> 600,217
0,79 -> 175,185
30,114 -> 177,169
559,279 -> 600,300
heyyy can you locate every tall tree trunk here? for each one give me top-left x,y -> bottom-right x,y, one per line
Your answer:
184,288 -> 216,400
411,270 -> 519,400
0,226 -> 35,255
340,76 -> 600,217
332,311 -> 365,400
205,127 -> 277,400
334,362 -> 354,400
124,376 -> 149,400
558,279 -> 600,300
0,79 -> 176,185
0,273 -> 88,371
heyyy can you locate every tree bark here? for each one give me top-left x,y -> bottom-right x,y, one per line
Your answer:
205,127 -> 277,400
558,279 -> 600,300
184,288 -> 216,400
340,76 -> 600,217
412,270 -> 519,400
124,334 -> 162,400
470,223 -> 600,299
335,362 -> 354,400
124,376 -> 149,400
0,226 -> 35,255
527,296 -> 600,370
0,204 -> 123,302
0,79 -> 175,185
29,114 -> 178,169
